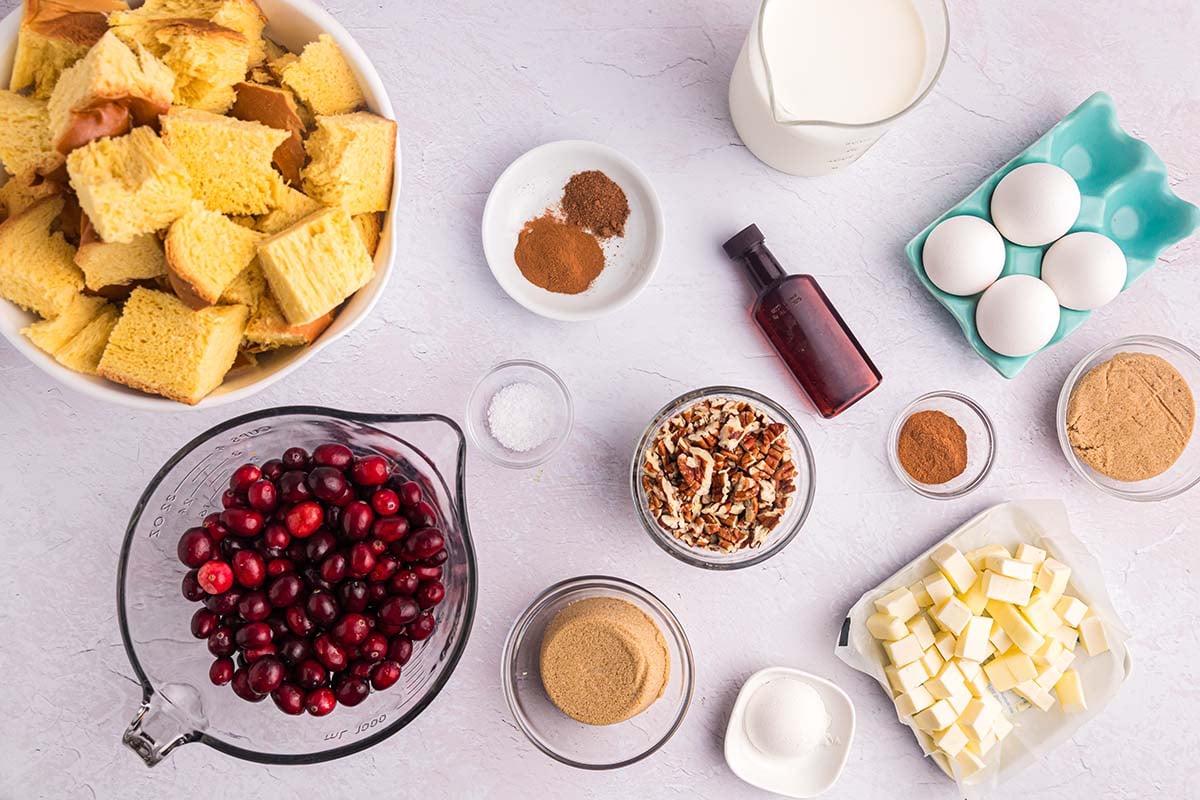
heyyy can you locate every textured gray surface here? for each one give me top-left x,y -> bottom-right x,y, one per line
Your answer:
2,0 -> 1198,797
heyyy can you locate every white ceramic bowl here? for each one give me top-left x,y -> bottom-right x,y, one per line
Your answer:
481,140 -> 664,321
0,0 -> 400,409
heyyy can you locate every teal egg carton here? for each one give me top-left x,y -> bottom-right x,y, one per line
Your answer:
905,92 -> 1200,378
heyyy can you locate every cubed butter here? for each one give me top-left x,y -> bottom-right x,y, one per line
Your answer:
1078,614 -> 1111,656
1048,624 -> 1079,651
955,747 -> 987,778
926,660 -> 966,700
1014,679 -> 1056,711
959,580 -> 989,615
884,633 -> 925,667
984,651 -> 1035,692
933,723 -> 969,757
986,556 -> 1035,581
931,544 -> 978,593
1015,542 -> 1047,565
980,571 -> 1034,606
934,631 -> 957,660
1034,664 -> 1063,691
895,685 -> 936,716
1021,592 -> 1062,634
988,623 -> 1012,653
966,544 -> 1010,571
1052,648 -> 1076,673
986,600 -> 1045,655
866,612 -> 908,641
921,647 -> 945,678
923,572 -> 955,606
931,596 -> 973,636
910,581 -> 933,608
909,615 -> 936,650
955,616 -> 993,662
966,730 -> 997,758
957,697 -> 996,741
1055,595 -> 1089,627
946,684 -> 972,715
1055,668 -> 1087,713
1035,558 -> 1071,596
886,660 -> 929,694
1033,638 -> 1065,667
875,586 -> 921,621
914,699 -> 957,732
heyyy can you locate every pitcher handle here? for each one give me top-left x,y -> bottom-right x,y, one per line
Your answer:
122,688 -> 201,766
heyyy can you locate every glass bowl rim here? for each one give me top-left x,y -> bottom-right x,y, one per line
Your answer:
886,390 -> 997,500
499,574 -> 695,770
465,359 -> 574,469
1055,334 -> 1200,502
628,385 -> 817,570
115,405 -> 479,765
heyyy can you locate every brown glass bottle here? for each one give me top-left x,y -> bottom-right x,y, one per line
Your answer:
723,224 -> 882,418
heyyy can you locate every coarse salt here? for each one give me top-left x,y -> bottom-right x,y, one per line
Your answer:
486,381 -> 553,452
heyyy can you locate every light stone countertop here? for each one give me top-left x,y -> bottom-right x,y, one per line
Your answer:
2,1 -> 1198,798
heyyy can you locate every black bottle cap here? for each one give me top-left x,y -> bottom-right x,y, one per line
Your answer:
722,224 -> 765,260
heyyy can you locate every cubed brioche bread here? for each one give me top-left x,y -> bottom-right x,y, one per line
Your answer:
53,301 -> 120,373
353,212 -> 382,258
278,34 -> 364,116
21,292 -> 108,353
257,207 -> 372,325
47,31 -> 175,153
97,286 -> 249,403
75,226 -> 167,290
243,291 -> 332,351
218,257 -> 266,310
10,0 -> 128,99
151,20 -> 251,113
67,127 -> 192,243
0,171 -> 64,221
256,183 -> 323,234
302,112 -> 395,214
0,91 -> 62,176
165,201 -> 263,306
162,108 -> 288,215
0,196 -> 84,318
231,82 -> 306,184
110,0 -> 267,62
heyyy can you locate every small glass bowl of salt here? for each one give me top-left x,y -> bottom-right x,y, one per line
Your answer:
466,360 -> 574,469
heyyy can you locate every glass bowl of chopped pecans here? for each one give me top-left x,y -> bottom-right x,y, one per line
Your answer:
631,387 -> 816,569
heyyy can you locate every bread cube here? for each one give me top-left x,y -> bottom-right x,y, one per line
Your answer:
0,90 -> 61,175
75,228 -> 167,291
278,33 -> 365,116
22,293 -> 107,354
0,196 -> 83,317
10,0 -> 127,99
302,111 -> 396,214
54,303 -> 119,374
165,201 -> 263,305
242,293 -> 333,352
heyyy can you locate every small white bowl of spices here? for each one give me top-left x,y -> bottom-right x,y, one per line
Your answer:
466,359 -> 574,468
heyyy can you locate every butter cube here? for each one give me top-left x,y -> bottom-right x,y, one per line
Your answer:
955,616 -> 993,662
1003,650 -> 1038,684
1035,664 -> 1063,691
1033,638 -> 1065,666
875,586 -> 921,621
921,646 -> 945,678
966,544 -> 1010,571
946,683 -> 972,715
933,723 -> 969,757
1048,624 -> 1079,651
931,544 -> 978,593
986,556 -> 1035,581
957,697 -> 996,741
866,612 -> 908,641
895,685 -> 935,716
931,596 -> 973,636
955,747 -> 987,778
1055,669 -> 1087,713
984,650 -> 1035,692
1015,542 -> 1047,565
988,623 -> 1012,653
1035,558 -> 1071,596
1021,592 -> 1062,634
923,572 -> 955,606
886,660 -> 929,694
934,631 -> 957,660
909,615 -> 936,650
1014,679 -> 1056,711
927,661 -> 966,700
1052,648 -> 1076,673
1055,595 -> 1089,628
986,600 -> 1045,655
909,581 -> 933,608
1078,614 -> 1111,656
992,714 -> 1014,741
914,699 -> 957,732
966,730 -> 997,758
959,580 -> 989,615
884,633 -> 925,667
957,658 -> 982,682
966,669 -> 991,697
980,571 -> 1034,605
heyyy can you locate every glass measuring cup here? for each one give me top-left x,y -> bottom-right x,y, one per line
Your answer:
729,0 -> 950,176
117,407 -> 477,766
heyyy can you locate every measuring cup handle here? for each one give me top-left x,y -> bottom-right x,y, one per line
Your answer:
122,693 -> 198,766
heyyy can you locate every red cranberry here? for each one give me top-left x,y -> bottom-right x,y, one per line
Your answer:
340,501 -> 375,540
229,464 -> 262,493
416,581 -> 445,609
247,480 -> 278,512
368,582 -> 389,605
237,591 -> 271,621
368,538 -> 388,556
284,501 -> 323,538
351,455 -> 389,486
413,565 -> 443,582
379,597 -> 420,627
371,489 -> 400,516
421,549 -> 449,567
278,470 -> 312,503
313,443 -> 353,469
338,580 -> 370,612
370,660 -> 402,690
349,660 -> 375,680
267,557 -> 295,577
294,659 -> 327,689
282,447 -> 309,470
267,574 -> 303,608
232,668 -> 267,702
407,613 -> 435,641
222,489 -> 243,509
182,569 -> 205,601
407,501 -> 438,529
369,556 -> 399,583
332,613 -> 371,646
319,552 -> 348,584
401,529 -> 444,561
272,683 -> 304,715
263,523 -> 291,550
248,657 -> 286,694
266,615 -> 290,639
305,530 -> 336,562
197,560 -> 234,594
285,605 -> 315,636
202,512 -> 229,539
360,632 -> 388,662
236,621 -> 274,648
204,588 -> 242,615
232,550 -> 266,589
348,543 -> 376,577
388,636 -> 413,666
307,592 -> 339,627
220,536 -> 250,557
177,527 -> 214,567
305,687 -> 337,716
388,570 -> 419,596
208,627 -> 235,657
261,459 -> 285,481
303,566 -> 333,593
210,657 -> 235,685
396,481 -> 422,508
190,608 -> 218,638
243,643 -> 278,663
373,517 -> 409,543
221,508 -> 265,537
307,467 -> 348,503
330,485 -> 355,507
278,635 -> 312,665
334,677 -> 370,707
313,635 -> 348,671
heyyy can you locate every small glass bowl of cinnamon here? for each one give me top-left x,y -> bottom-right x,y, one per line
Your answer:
887,391 -> 995,499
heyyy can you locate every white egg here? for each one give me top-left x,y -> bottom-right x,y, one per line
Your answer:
975,274 -> 1061,357
922,215 -> 1007,296
1040,231 -> 1127,311
990,163 -> 1081,247
743,678 -> 830,759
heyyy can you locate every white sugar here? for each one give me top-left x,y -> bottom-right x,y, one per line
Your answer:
486,381 -> 553,452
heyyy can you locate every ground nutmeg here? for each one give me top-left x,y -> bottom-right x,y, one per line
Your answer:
897,409 -> 968,485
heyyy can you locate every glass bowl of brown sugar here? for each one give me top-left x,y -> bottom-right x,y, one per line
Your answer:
887,391 -> 996,499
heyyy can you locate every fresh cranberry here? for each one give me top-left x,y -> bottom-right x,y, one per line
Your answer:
202,512 -> 229,538
407,501 -> 438,529
284,501 -> 324,538
351,455 -> 389,486
236,621 -> 274,648
197,560 -> 234,594
332,613 -> 371,646
371,489 -> 400,516
330,485 -> 356,507
368,538 -> 388,556
400,529 -> 444,561
247,480 -> 278,512
421,549 -> 449,567
272,683 -> 305,715
282,447 -> 309,470
285,606 -> 315,637
306,468 -> 347,504
177,527 -> 214,567
266,615 -> 290,639
313,443 -> 353,469
347,543 -> 376,577
182,569 -> 205,601
319,552 -> 347,584
208,627 -> 235,657
237,591 -> 271,621
262,523 -> 291,551
379,597 -> 420,627
325,505 -> 342,530
396,481 -> 423,508
278,470 -> 312,503
221,489 -> 243,509
368,582 -> 389,605
360,632 -> 388,662
349,660 -> 375,680
375,622 -> 404,637
278,635 -> 312,665
388,636 -> 413,666
303,566 -> 333,594
232,668 -> 267,702
373,517 -> 409,543
190,608 -> 217,638
388,569 -> 420,596
248,657 -> 286,694
416,581 -> 445,609
407,613 -> 435,641
267,574 -> 303,608
305,687 -> 337,716
313,635 -> 348,672
243,643 -> 278,663
305,530 -> 336,562
413,565 -> 443,582
370,660 -> 402,691
229,464 -> 262,493
369,556 -> 399,583
221,508 -> 265,537
204,588 -> 242,615
261,459 -> 285,481
338,580 -> 369,612
334,677 -> 370,707
340,501 -> 374,540
220,536 -> 250,557
267,557 -> 295,577
306,592 -> 339,627
231,550 -> 266,589
294,659 -> 327,689
209,657 -> 235,685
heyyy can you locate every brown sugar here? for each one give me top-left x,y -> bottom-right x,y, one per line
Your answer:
538,596 -> 670,726
513,213 -> 605,295
1067,352 -> 1194,482
897,410 -> 968,485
